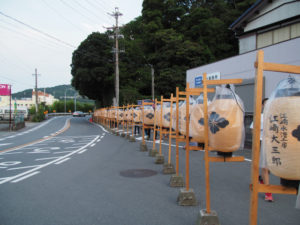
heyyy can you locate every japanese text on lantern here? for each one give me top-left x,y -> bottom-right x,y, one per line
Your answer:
269,113 -> 288,166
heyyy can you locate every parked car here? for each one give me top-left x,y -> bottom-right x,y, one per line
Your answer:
72,111 -> 85,117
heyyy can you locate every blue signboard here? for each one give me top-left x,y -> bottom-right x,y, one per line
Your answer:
195,76 -> 203,87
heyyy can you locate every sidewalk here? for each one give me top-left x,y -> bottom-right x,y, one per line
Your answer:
0,121 -> 39,138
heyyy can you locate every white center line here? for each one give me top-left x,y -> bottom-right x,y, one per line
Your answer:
77,149 -> 88,154
55,158 -> 70,165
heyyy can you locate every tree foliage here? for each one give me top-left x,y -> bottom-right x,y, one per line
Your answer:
71,0 -> 256,106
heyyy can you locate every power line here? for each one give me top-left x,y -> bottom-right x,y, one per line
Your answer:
0,10 -> 76,49
41,0 -> 87,35
0,20 -> 69,52
59,0 -> 100,25
73,0 -> 113,25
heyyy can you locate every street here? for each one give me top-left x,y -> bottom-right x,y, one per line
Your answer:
0,117 -> 299,225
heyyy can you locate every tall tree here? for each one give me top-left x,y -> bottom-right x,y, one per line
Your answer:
71,32 -> 114,106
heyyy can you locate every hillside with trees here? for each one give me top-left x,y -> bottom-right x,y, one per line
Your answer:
71,0 -> 256,107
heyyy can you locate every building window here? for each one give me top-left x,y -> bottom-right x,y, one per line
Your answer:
257,31 -> 273,49
291,23 -> 300,38
257,22 -> 300,49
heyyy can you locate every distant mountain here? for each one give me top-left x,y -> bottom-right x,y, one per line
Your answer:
12,84 -> 95,104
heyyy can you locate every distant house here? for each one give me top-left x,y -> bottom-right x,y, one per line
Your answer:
16,91 -> 58,108
186,0 -> 300,113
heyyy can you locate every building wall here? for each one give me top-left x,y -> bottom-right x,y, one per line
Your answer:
0,96 -> 10,107
245,0 -> 300,33
186,37 -> 300,112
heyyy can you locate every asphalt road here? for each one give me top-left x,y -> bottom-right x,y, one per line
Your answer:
0,117 -> 299,225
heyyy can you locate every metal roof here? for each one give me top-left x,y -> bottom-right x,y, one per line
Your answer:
229,0 -> 268,31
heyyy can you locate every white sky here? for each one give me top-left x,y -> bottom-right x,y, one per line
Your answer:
0,0 -> 143,93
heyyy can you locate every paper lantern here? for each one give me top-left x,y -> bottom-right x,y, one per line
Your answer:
263,78 -> 300,180
133,108 -> 141,123
178,99 -> 195,136
202,86 -> 244,152
190,103 -> 204,143
117,110 -> 123,121
162,103 -> 171,128
143,106 -> 154,125
155,105 -> 161,126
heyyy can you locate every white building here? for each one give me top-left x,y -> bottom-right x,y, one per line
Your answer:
16,91 -> 58,109
186,0 -> 300,113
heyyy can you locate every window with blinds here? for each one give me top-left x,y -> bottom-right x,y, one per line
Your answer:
257,22 -> 300,49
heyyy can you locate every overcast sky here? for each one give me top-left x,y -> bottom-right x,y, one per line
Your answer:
0,0 -> 143,94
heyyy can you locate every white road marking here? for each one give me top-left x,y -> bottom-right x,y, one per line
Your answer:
11,171 -> 40,183
0,161 -> 21,166
55,158 -> 70,165
245,158 -> 252,162
77,149 -> 88,154
0,135 -> 99,185
53,151 -> 74,154
90,143 -> 96,147
35,157 -> 60,161
0,143 -> 12,146
8,165 -> 42,171
0,152 -> 23,155
64,146 -> 81,149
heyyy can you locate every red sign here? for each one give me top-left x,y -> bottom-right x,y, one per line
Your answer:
0,84 -> 11,96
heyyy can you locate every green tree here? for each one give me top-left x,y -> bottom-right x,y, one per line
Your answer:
71,32 -> 115,107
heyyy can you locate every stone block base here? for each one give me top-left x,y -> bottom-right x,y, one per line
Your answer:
177,188 -> 197,206
129,136 -> 136,142
170,174 -> 185,187
155,154 -> 164,164
140,143 -> 148,152
163,163 -> 175,174
196,209 -> 220,225
121,133 -> 126,137
149,148 -> 158,157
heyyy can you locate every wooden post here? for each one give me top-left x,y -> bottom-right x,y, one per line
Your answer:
185,84 -> 190,191
159,96 -> 163,155
203,73 -> 211,213
168,94 -> 174,164
142,101 -> 145,145
176,87 -> 180,175
152,99 -> 158,150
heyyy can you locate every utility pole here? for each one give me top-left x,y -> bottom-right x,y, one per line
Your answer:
150,65 -> 154,101
32,68 -> 41,113
108,7 -> 123,106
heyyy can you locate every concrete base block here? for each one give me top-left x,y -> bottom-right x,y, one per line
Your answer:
163,163 -> 175,174
121,133 -> 126,137
170,174 -> 185,187
155,154 -> 164,164
115,131 -> 120,136
177,188 -> 197,206
126,134 -> 131,140
140,143 -> 148,152
149,148 -> 158,157
196,209 -> 220,225
129,136 -> 136,142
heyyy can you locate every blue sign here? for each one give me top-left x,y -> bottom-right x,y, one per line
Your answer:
195,76 -> 203,87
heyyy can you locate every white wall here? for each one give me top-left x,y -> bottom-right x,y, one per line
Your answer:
245,1 -> 300,32
186,37 -> 300,111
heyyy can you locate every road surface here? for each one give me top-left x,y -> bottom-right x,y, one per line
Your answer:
0,116 -> 299,225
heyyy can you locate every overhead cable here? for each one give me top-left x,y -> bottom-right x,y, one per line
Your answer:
0,10 -> 76,49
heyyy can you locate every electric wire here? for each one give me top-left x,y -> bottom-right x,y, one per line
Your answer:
40,0 -> 87,35
73,0 -> 113,25
85,0 -> 115,22
0,20 -> 69,52
0,10 -> 76,49
59,0 -> 101,25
